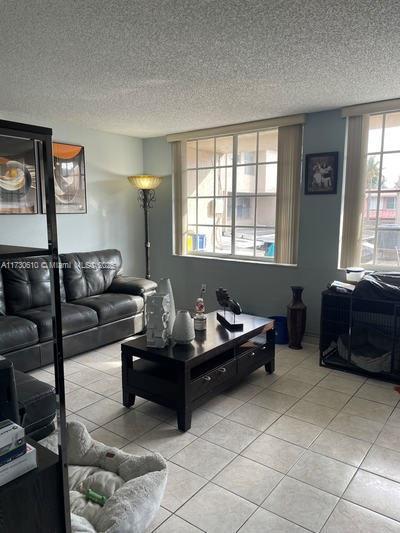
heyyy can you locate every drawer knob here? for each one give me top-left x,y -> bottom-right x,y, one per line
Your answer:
203,375 -> 212,382
251,352 -> 256,357
218,367 -> 226,373
261,346 -> 267,351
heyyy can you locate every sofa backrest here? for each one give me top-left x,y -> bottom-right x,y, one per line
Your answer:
0,270 -> 5,316
60,249 -> 122,301
2,257 -> 66,313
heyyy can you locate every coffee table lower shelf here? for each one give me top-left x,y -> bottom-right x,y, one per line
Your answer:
122,325 -> 275,431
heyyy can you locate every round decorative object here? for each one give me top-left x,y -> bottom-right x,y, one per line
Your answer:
287,286 -> 307,350
172,310 -> 195,344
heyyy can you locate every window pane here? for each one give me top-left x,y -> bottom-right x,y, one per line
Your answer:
235,227 -> 255,256
216,167 -> 232,195
366,155 -> 381,190
197,138 -> 214,167
215,197 -> 232,225
256,196 -> 276,227
186,141 -> 197,169
216,136 -> 233,166
361,223 -> 375,265
258,130 -> 278,162
237,165 -> 256,193
381,153 -> 400,190
186,170 -> 196,197
196,226 -> 214,252
368,115 -> 383,153
215,226 -> 232,254
235,196 -> 255,225
376,226 -> 400,266
238,133 -> 257,165
256,228 -> 275,258
198,168 -> 214,196
377,192 -> 399,226
187,198 -> 196,225
384,112 -> 400,152
198,198 -> 214,224
257,163 -> 277,193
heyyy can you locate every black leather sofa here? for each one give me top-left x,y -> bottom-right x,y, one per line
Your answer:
0,249 -> 156,373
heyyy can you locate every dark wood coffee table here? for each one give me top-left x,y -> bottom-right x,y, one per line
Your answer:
121,311 -> 275,431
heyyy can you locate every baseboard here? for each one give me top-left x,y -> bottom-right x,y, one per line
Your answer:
303,333 -> 319,345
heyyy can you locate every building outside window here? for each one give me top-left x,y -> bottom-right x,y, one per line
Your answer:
184,130 -> 278,259
362,111 -> 400,266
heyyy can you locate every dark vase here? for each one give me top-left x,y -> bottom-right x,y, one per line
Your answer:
287,286 -> 307,350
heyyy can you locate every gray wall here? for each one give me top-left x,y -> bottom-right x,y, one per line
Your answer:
143,110 -> 347,336
0,117 -> 145,276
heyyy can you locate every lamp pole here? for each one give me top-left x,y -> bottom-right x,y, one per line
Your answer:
139,189 -> 154,280
128,175 -> 162,281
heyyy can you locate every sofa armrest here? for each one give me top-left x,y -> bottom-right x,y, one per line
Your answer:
108,276 -> 157,299
0,356 -> 20,424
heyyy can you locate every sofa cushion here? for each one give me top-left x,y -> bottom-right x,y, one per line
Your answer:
0,270 -> 5,315
2,256 -> 66,313
17,303 -> 98,342
75,293 -> 144,325
60,250 -> 122,301
0,315 -> 39,355
14,370 -> 56,436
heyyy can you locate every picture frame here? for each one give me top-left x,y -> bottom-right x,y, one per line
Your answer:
305,152 -> 338,195
42,142 -> 87,214
0,135 -> 40,214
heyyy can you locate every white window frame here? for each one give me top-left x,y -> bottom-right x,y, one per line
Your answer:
362,111 -> 400,268
183,130 -> 278,263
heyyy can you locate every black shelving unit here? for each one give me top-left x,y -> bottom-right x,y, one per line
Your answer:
0,120 -> 70,531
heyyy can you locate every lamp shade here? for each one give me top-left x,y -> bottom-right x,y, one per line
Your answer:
128,175 -> 162,190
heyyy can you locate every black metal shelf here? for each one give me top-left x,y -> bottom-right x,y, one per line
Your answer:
0,119 -> 70,532
0,245 -> 50,259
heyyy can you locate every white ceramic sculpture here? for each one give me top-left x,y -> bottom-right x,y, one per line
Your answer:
172,310 -> 195,344
158,278 -> 176,336
146,294 -> 170,348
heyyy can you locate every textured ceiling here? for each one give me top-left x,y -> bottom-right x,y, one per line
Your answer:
1,0 -> 399,138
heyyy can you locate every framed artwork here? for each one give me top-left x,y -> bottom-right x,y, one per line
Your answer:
305,152 -> 338,195
49,142 -> 87,213
0,135 -> 39,214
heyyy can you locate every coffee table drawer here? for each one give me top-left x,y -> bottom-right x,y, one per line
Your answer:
191,359 -> 236,400
237,344 -> 271,374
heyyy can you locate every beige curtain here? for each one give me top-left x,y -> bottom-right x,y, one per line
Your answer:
275,124 -> 303,264
172,141 -> 184,255
339,115 -> 368,268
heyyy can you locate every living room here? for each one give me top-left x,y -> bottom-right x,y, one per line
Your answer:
1,1 -> 400,532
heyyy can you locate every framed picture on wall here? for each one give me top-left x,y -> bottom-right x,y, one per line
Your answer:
0,134 -> 40,214
305,152 -> 338,195
42,142 -> 87,213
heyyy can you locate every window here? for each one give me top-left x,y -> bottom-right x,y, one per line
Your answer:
361,111 -> 400,267
184,130 -> 278,260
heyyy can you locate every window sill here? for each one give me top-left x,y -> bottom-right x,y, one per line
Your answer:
173,252 -> 298,268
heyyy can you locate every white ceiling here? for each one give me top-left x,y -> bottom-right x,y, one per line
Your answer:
1,1 -> 399,138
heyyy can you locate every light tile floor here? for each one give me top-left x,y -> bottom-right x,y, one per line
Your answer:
31,342 -> 400,532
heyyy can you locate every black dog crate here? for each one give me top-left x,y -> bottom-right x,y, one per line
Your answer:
320,289 -> 400,382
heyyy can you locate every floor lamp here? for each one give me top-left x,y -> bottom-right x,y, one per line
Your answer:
127,174 -> 162,279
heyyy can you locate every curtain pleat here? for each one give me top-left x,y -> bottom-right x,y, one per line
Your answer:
172,141 -> 184,255
339,115 -> 368,268
275,124 -> 303,264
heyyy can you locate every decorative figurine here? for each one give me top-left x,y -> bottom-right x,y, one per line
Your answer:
194,285 -> 207,331
146,294 -> 170,348
216,287 -> 243,331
